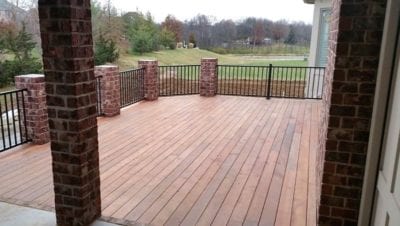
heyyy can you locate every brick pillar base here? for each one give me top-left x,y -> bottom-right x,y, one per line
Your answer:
139,60 -> 159,101
200,58 -> 218,97
15,74 -> 50,145
95,65 -> 121,117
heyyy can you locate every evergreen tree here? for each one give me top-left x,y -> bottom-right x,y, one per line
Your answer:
94,34 -> 120,65
284,25 -> 297,45
0,24 -> 41,87
123,11 -> 159,54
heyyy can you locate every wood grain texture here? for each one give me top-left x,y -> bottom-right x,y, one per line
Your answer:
0,96 -> 321,226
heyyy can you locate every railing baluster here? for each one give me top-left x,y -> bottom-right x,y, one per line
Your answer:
0,98 -> 6,150
267,64 -> 272,99
22,91 -> 28,143
9,93 -> 17,146
16,91 -> 23,144
4,94 -> 12,147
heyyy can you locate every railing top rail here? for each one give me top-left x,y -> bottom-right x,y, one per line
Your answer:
159,65 -> 201,67
217,65 -> 270,68
217,64 -> 326,69
271,66 -> 326,69
119,67 -> 145,74
0,89 -> 27,95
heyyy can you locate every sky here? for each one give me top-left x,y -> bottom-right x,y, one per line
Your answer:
102,0 -> 315,24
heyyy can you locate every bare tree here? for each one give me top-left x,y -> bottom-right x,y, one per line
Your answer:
185,14 -> 214,48
271,20 -> 289,42
212,19 -> 237,46
161,15 -> 183,42
253,19 -> 266,47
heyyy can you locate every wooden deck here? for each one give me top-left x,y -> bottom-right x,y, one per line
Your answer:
0,96 -> 321,226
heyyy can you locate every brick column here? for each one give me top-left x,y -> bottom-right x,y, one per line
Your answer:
138,60 -> 159,101
15,74 -> 50,145
95,65 -> 120,117
200,58 -> 218,97
318,0 -> 387,225
38,1 -> 101,226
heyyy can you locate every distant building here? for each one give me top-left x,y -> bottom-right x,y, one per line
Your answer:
263,38 -> 272,45
304,0 -> 331,67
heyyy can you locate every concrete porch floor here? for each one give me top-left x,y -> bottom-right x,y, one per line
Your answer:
0,202 -> 118,226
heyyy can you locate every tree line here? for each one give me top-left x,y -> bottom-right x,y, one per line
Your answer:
0,0 -> 312,87
90,0 -> 312,55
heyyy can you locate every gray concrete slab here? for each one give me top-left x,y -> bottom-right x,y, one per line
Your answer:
0,202 -> 119,226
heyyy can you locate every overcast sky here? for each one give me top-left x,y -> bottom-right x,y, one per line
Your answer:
102,0 -> 315,24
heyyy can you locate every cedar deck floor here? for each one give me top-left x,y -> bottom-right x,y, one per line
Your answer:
0,96 -> 321,226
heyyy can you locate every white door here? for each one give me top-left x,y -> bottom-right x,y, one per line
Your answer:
372,32 -> 400,226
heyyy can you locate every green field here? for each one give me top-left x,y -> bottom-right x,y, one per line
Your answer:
117,49 -> 308,71
209,44 -> 310,56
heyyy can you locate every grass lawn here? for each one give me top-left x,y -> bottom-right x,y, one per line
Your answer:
210,44 -> 310,55
0,86 -> 16,93
117,49 -> 308,71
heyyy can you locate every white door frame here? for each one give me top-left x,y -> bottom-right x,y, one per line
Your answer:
358,1 -> 400,225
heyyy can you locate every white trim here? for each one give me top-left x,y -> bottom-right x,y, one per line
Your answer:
358,1 -> 400,225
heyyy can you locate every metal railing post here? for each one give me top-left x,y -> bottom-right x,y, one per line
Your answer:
267,64 -> 273,99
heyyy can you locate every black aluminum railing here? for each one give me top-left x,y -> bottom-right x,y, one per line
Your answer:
217,64 -> 325,99
120,68 -> 145,108
117,64 -> 325,109
0,89 -> 30,152
217,65 -> 270,97
158,65 -> 200,96
270,66 -> 325,99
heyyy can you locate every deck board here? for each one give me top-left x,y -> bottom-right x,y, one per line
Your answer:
0,96 -> 321,226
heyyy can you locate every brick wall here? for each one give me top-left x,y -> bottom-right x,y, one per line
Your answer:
318,0 -> 387,225
38,1 -> 101,225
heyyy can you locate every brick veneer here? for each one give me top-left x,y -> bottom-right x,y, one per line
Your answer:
95,65 -> 121,116
138,60 -> 159,101
200,58 -> 218,97
38,1 -> 101,225
318,0 -> 387,225
15,74 -> 50,145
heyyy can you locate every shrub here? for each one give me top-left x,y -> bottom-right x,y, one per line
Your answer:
0,58 -> 41,86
